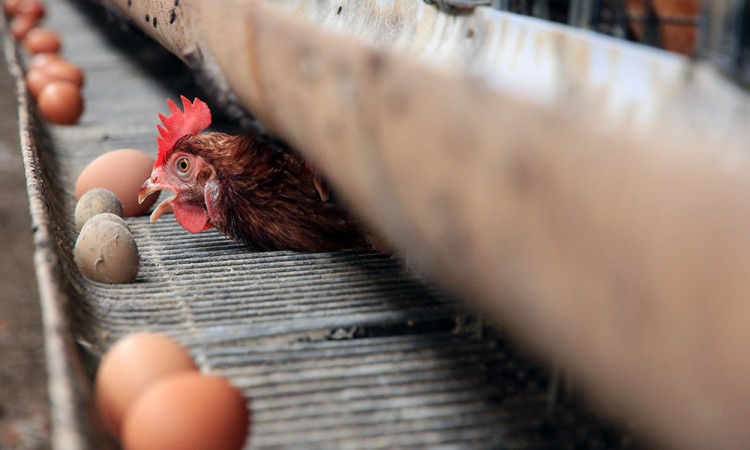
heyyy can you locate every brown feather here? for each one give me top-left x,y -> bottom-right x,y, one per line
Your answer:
174,132 -> 369,252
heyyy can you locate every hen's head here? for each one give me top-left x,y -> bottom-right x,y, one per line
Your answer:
138,96 -> 217,233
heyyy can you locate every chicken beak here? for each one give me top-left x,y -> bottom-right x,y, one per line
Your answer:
138,179 -> 160,205
138,168 -> 175,223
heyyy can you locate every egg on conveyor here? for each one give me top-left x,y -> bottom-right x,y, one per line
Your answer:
75,149 -> 158,217
37,80 -> 83,125
95,333 -> 198,436
74,215 -> 139,283
26,59 -> 85,99
23,27 -> 61,54
74,188 -> 123,231
122,372 -> 250,450
83,212 -> 130,232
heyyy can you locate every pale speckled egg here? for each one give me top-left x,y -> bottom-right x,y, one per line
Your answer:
74,188 -> 123,231
74,219 -> 138,284
122,372 -> 250,450
84,212 -> 130,232
75,149 -> 158,217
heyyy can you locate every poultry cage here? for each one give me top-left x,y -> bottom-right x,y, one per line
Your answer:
8,0 -> 750,448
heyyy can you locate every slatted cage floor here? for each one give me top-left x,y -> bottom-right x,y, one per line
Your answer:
12,0 -> 638,448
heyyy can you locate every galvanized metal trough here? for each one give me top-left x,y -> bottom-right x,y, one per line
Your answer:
11,0 -> 750,449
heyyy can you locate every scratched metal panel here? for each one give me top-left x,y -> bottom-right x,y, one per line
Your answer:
99,0 -> 750,157
8,0 -> 638,448
295,1 -> 746,154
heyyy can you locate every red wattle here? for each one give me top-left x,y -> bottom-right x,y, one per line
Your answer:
172,202 -> 209,234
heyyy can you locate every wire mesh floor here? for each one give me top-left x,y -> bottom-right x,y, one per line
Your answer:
13,0 -> 640,448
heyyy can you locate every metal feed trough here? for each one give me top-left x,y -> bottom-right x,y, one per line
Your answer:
9,0 -> 750,448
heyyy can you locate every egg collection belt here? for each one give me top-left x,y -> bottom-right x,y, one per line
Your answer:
12,0 -> 635,448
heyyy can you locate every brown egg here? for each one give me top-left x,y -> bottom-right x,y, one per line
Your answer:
25,66 -> 54,99
3,0 -> 33,18
4,0 -> 41,18
29,52 -> 63,70
3,0 -> 22,17
9,14 -> 35,40
41,59 -> 84,86
95,333 -> 198,436
23,27 -> 61,54
37,80 -> 83,125
75,149 -> 158,217
26,60 -> 84,99
16,0 -> 43,21
122,373 -> 250,450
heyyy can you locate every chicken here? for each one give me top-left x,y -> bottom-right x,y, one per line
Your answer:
138,96 -> 369,252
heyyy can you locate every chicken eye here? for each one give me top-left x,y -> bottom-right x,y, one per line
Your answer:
176,157 -> 191,175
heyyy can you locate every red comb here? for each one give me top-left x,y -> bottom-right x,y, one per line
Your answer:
155,96 -> 212,167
